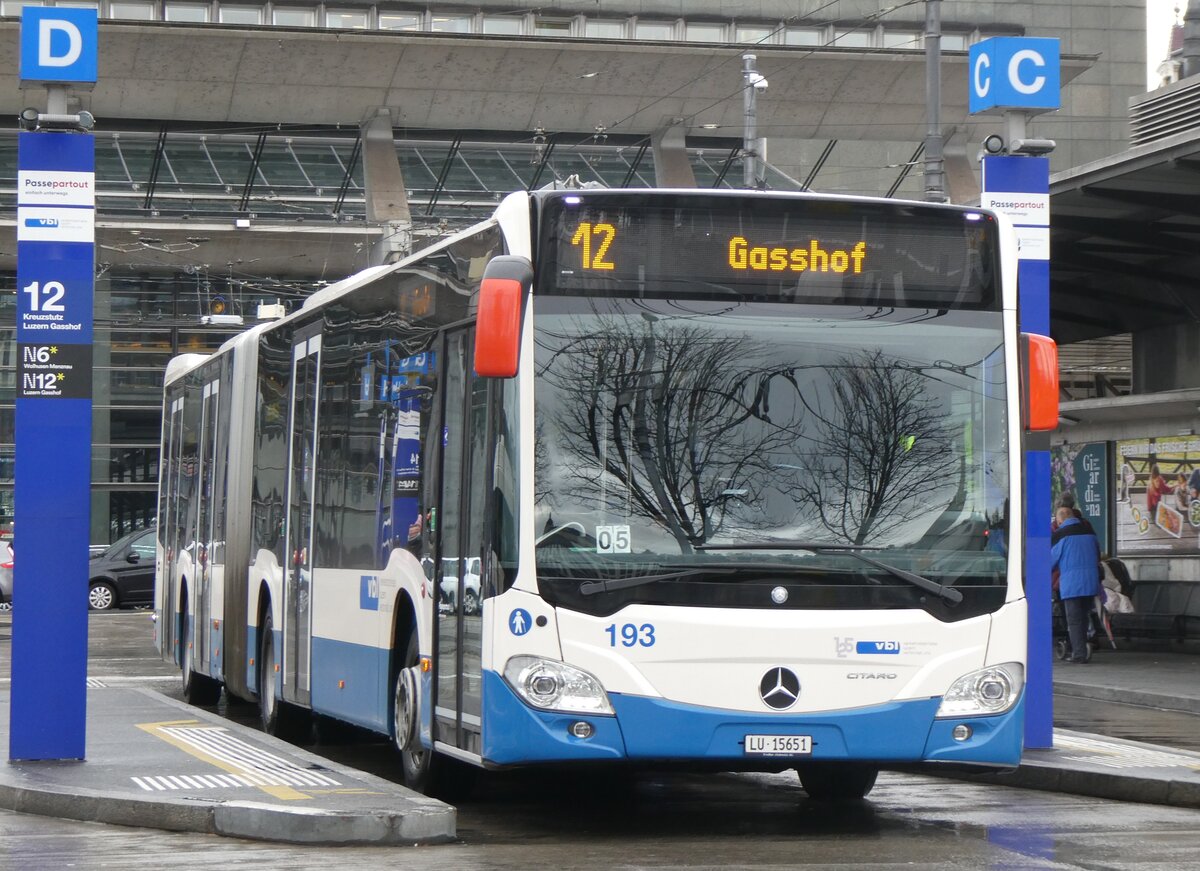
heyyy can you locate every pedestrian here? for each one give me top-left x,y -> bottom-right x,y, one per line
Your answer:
1056,492 -> 1094,534
1051,506 -> 1102,663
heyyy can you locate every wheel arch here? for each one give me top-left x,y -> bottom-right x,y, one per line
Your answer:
253,579 -> 274,696
389,591 -> 418,690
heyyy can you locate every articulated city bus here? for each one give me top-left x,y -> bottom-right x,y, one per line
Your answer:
156,189 -> 1058,800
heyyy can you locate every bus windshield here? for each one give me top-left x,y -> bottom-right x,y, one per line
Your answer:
532,297 -> 1010,620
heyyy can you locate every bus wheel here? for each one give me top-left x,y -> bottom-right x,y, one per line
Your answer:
181,593 -> 222,706
258,609 -> 311,743
797,763 -> 878,801
393,633 -> 476,799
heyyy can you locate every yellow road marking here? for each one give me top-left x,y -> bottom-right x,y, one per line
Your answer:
136,720 -> 310,801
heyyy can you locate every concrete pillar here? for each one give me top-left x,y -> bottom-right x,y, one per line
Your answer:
360,109 -> 412,264
651,125 -> 696,188
942,128 -> 980,204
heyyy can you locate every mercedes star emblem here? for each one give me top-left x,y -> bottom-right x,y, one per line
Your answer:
759,667 -> 801,710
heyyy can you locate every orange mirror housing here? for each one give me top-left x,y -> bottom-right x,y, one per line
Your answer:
1020,332 -> 1059,432
474,256 -> 532,378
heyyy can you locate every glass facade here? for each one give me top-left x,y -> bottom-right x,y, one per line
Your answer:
0,5 -> 1003,545
0,126 -> 765,545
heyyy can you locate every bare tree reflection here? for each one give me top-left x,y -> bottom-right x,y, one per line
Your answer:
791,350 -> 958,545
538,316 -> 802,553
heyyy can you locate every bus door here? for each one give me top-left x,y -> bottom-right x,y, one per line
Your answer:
160,394 -> 185,658
194,378 -> 219,671
434,328 -> 487,756
283,329 -> 321,708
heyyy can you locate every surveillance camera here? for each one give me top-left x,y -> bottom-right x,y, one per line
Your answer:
747,72 -> 769,91
982,134 -> 1006,155
19,109 -> 95,133
1009,138 -> 1056,156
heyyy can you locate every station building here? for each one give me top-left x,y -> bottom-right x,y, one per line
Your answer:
0,1 -> 1161,560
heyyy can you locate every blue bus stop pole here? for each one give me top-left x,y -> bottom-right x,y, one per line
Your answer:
10,8 -> 98,761
981,154 -> 1053,750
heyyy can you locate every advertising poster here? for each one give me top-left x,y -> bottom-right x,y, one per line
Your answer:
1051,442 -> 1108,555
1114,436 -> 1200,556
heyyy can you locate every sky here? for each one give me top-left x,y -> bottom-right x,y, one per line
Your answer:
1148,0 -> 1181,88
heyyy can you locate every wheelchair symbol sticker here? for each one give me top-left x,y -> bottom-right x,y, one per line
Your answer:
509,608 -> 531,636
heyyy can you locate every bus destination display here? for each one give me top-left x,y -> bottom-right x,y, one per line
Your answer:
542,194 -> 998,308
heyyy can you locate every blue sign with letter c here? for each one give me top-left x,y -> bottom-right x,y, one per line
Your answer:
969,37 -> 1060,115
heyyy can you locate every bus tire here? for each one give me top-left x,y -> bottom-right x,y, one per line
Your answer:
181,590 -> 222,706
257,608 -> 311,743
797,763 -> 878,801
393,632 -> 476,800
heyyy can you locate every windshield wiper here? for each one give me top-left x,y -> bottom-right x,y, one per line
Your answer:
574,568 -> 736,597
694,540 -> 963,605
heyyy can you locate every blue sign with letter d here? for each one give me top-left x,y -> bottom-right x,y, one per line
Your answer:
20,8 -> 98,85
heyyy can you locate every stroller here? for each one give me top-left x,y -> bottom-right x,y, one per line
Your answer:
1051,591 -> 1116,662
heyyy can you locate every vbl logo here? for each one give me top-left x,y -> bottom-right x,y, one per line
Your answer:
856,641 -> 901,655
359,574 -> 380,611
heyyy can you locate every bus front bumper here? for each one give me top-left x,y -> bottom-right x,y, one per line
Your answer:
480,670 -> 1024,767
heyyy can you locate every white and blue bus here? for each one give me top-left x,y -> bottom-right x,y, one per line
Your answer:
156,189 -> 1058,800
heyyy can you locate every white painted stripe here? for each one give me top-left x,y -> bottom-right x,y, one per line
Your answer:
168,730 -> 307,784
146,777 -> 170,791
159,725 -> 340,787
132,777 -> 153,791
1054,733 -> 1200,770
165,776 -> 189,789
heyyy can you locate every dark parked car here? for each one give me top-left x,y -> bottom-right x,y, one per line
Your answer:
89,527 -> 156,610
0,540 -> 12,612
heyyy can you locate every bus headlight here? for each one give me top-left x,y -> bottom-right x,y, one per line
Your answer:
503,656 -> 614,715
935,662 -> 1024,718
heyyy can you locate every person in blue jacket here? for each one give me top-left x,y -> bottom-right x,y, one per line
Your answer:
1051,506 -> 1102,663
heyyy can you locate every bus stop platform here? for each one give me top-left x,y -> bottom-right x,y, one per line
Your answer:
0,683 -> 455,845
922,650 -> 1200,809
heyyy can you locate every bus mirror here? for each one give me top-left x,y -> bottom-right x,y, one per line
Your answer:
1020,332 -> 1059,432
475,256 -> 532,378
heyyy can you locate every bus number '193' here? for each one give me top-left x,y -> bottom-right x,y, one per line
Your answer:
606,623 -> 655,647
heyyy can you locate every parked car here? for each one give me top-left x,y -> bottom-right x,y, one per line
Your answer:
438,556 -> 482,615
0,540 -> 12,612
88,527 -> 157,610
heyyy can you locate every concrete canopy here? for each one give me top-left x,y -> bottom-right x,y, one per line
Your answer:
3,22 -> 1095,140
1051,128 -> 1200,345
